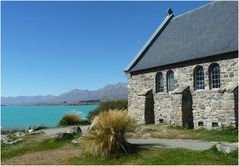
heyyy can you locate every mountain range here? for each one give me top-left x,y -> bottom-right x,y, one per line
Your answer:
1,83 -> 128,106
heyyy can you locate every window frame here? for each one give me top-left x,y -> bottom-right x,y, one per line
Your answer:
209,63 -> 221,89
156,72 -> 164,93
167,70 -> 174,92
194,66 -> 205,90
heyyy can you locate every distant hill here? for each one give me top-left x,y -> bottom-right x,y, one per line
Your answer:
1,83 -> 128,106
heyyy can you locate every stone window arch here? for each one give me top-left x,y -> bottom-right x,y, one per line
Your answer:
156,72 -> 164,93
167,70 -> 174,92
194,66 -> 205,90
209,63 -> 221,89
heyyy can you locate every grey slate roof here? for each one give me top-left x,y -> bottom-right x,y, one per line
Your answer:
125,1 -> 238,72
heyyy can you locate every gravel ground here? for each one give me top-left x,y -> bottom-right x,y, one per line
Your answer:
41,127 -> 218,150
2,126 -> 219,151
128,138 -> 218,151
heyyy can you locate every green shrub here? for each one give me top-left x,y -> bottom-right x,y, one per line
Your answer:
58,113 -> 90,126
219,124 -> 238,135
81,110 -> 133,157
88,100 -> 128,120
55,133 -> 75,141
77,119 -> 91,125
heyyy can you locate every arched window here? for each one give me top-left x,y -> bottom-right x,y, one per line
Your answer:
194,66 -> 205,90
167,70 -> 174,92
209,63 -> 221,89
156,72 -> 164,93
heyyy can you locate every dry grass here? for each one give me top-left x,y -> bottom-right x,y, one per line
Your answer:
80,110 -> 133,156
127,124 -> 238,142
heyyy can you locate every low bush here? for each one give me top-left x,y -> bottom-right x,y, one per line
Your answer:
88,100 -> 128,120
58,113 -> 90,126
219,124 -> 238,135
81,110 -> 133,157
77,119 -> 91,125
55,133 -> 75,141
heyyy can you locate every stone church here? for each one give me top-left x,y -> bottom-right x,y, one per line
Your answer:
124,1 -> 238,129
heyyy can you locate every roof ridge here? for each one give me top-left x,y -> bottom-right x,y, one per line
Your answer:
124,14 -> 174,72
174,1 -> 214,19
125,1 -> 237,72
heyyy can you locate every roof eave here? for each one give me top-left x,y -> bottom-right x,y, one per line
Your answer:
124,13 -> 174,72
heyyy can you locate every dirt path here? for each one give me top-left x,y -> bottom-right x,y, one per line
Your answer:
1,145 -> 81,165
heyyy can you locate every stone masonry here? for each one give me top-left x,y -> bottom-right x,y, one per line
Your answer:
127,53 -> 238,129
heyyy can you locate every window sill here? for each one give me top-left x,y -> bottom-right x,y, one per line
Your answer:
155,92 -> 168,95
210,88 -> 221,91
194,89 -> 205,92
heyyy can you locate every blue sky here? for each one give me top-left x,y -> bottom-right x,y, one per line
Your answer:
2,1 -> 209,97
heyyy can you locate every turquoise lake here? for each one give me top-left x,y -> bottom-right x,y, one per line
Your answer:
1,105 -> 98,129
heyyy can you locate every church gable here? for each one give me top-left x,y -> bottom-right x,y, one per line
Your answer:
125,1 -> 238,72
125,2 -> 238,129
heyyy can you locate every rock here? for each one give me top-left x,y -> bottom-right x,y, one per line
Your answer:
56,132 -> 65,139
216,142 -> 238,154
55,132 -> 64,139
33,125 -> 47,131
55,132 -> 74,140
15,131 -> 26,137
229,72 -> 234,77
1,136 -> 11,144
71,138 -> 81,144
28,129 -> 34,133
66,126 -> 82,135
1,135 -> 8,141
55,126 -> 81,140
27,130 -> 45,135
1,136 -> 23,144
90,116 -> 99,129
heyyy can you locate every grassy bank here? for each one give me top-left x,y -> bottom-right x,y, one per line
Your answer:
68,146 -> 238,165
1,136 -> 70,160
127,124 -> 238,142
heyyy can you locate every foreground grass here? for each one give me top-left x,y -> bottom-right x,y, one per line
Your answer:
1,136 -> 70,160
68,146 -> 238,165
1,135 -> 238,165
128,124 -> 238,142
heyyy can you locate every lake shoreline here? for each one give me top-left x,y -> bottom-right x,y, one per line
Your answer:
1,105 -> 97,129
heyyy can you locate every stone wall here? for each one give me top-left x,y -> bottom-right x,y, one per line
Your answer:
126,53 -> 238,129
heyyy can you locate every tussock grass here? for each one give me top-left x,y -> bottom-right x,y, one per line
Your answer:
81,110 -> 133,157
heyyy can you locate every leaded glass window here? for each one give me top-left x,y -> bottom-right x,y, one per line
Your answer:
194,66 -> 205,90
167,71 -> 174,92
156,72 -> 164,93
209,64 -> 221,89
